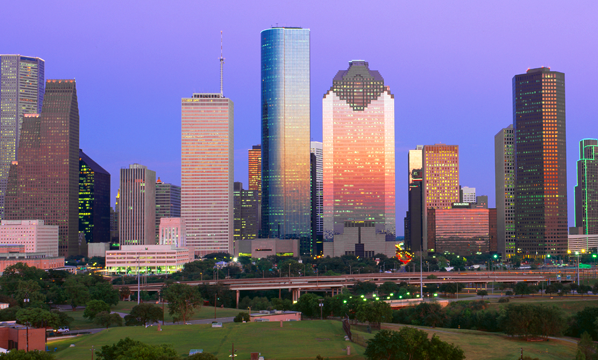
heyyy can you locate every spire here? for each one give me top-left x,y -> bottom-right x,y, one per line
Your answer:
219,31 -> 224,97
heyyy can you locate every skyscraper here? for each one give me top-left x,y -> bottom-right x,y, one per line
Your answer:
422,144 -> 459,251
0,55 -> 45,220
323,61 -> 395,242
261,27 -> 311,241
460,186 -> 476,203
248,145 -> 261,196
405,146 -> 423,251
181,93 -> 233,256
79,149 -> 110,243
495,125 -> 516,256
233,182 -> 259,241
5,79 -> 81,256
513,67 -> 567,257
311,141 -> 323,235
575,139 -> 598,235
155,178 -> 181,241
119,164 -> 156,246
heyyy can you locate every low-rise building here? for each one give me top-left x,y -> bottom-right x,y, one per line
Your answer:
568,233 -> 598,253
88,242 -> 110,258
250,310 -> 301,322
0,245 -> 64,274
427,208 -> 490,255
0,322 -> 45,352
105,245 -> 194,275
323,221 -> 400,258
235,238 -> 300,258
0,220 -> 59,257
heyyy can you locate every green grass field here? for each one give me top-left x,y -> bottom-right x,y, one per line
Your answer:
381,324 -> 576,360
50,321 -> 364,360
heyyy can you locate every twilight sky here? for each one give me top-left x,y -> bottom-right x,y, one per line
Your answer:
3,1 -> 597,234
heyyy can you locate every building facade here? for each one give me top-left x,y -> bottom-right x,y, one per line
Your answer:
119,164 -> 156,246
514,67 -> 567,257
248,145 -> 262,196
323,221 -> 400,259
421,144 -> 459,251
323,61 -> 395,244
155,179 -> 181,242
79,149 -> 110,243
427,208 -> 490,255
0,220 -> 58,257
5,80 -> 81,257
261,27 -> 311,242
0,244 -> 64,274
105,245 -> 193,275
233,182 -> 260,241
235,238 -> 300,259
575,139 -> 598,235
460,186 -> 476,203
181,93 -> 234,256
310,141 -> 323,237
0,55 -> 45,220
159,217 -> 186,247
405,146 -> 424,251
495,125 -> 515,257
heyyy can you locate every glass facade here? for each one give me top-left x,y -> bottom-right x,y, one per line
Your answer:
181,93 -> 234,256
5,80 -> 80,256
421,144 -> 459,251
495,125 -> 516,256
575,139 -> 598,235
79,149 -> 111,244
233,182 -> 259,241
323,61 -> 395,242
513,68 -> 567,257
310,141 -> 323,236
248,145 -> 261,196
0,55 -> 45,220
428,208 -> 490,255
261,27 -> 311,242
119,164 -> 156,246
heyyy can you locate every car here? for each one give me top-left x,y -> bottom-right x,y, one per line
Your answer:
56,327 -> 70,333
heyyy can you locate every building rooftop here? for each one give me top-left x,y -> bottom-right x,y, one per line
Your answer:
79,149 -> 110,176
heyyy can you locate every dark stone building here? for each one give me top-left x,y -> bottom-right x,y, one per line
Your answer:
5,80 -> 82,256
155,179 -> 181,242
233,182 -> 260,241
575,139 -> 598,235
513,67 -> 567,257
79,149 -> 110,243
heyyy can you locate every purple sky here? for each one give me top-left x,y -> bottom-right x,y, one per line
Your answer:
3,1 -> 598,234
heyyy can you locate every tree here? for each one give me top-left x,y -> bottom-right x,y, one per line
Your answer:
428,334 -> 466,360
90,282 -> 120,306
293,293 -> 321,318
124,303 -> 163,326
477,290 -> 488,299
63,277 -> 90,310
83,300 -> 110,321
51,310 -> 73,328
188,353 -> 219,360
356,301 -> 392,329
500,304 -> 536,339
577,332 -> 597,360
163,283 -> 202,323
96,337 -> 178,360
94,311 -> 123,329
378,282 -> 399,296
234,312 -> 250,322
352,281 -> 378,296
119,286 -> 131,301
513,282 -> 535,297
15,308 -> 60,329
0,350 -> 55,359
14,280 -> 45,306
568,307 -> 598,340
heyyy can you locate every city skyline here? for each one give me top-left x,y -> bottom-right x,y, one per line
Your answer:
3,1 -> 598,235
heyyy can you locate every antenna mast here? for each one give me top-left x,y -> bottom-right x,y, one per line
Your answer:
219,30 -> 224,97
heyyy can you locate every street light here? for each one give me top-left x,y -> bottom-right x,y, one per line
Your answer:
318,299 -> 324,320
24,293 -> 29,352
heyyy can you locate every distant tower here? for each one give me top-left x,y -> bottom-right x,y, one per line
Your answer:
119,164 -> 156,246
495,125 -> 515,257
248,145 -> 262,196
514,67 -> 567,257
575,139 -> 598,234
405,146 -> 423,251
310,142 -> 323,237
261,27 -> 311,242
155,178 -> 181,242
181,35 -> 234,256
0,55 -> 45,220
323,61 -> 395,242
79,149 -> 111,243
5,79 -> 81,256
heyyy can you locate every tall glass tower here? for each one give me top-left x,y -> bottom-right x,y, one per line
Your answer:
495,125 -> 516,257
0,55 -> 45,220
261,27 -> 311,241
513,67 -> 567,257
322,61 -> 395,242
575,139 -> 598,235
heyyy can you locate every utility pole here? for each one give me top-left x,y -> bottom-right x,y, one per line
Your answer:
137,255 -> 140,305
231,342 -> 235,360
91,345 -> 94,360
214,294 -> 217,319
420,251 -> 423,301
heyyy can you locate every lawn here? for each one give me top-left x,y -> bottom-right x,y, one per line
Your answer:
49,321 -> 365,360
485,296 -> 598,316
381,324 -> 577,360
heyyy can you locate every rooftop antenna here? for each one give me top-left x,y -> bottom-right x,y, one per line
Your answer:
219,30 -> 224,97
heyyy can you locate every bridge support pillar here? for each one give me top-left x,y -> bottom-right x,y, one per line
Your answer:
236,290 -> 239,309
292,288 -> 300,302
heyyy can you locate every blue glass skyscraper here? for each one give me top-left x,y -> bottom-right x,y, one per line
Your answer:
261,27 -> 311,248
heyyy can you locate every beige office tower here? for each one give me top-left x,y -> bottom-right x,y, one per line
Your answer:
422,144 -> 459,251
408,146 -> 423,184
119,164 -> 156,246
181,93 -> 234,257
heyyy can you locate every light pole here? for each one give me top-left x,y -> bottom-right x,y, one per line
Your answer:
318,299 -> 324,320
419,251 -> 423,302
137,254 -> 140,304
568,249 -> 585,286
24,293 -> 29,352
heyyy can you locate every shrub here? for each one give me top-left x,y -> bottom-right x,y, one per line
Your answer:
498,297 -> 510,303
233,312 -> 250,323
